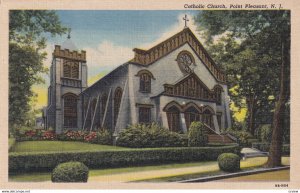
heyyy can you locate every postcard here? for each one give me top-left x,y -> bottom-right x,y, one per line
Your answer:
0,0 -> 299,191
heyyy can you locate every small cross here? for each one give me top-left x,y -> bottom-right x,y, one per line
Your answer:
183,14 -> 189,28
67,28 -> 71,39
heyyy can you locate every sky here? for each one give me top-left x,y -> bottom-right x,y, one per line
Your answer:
32,10 -> 246,121
33,10 -> 201,109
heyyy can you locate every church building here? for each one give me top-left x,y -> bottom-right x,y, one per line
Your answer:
45,26 -> 233,142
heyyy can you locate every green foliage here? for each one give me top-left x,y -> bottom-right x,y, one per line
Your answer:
188,122 -> 208,147
217,153 -> 240,172
9,145 -> 240,172
51,162 -> 88,182
116,123 -> 188,148
257,124 -> 272,142
84,130 -> 112,145
222,128 -> 254,147
15,127 -> 56,141
195,11 -> 290,135
15,128 -> 113,145
9,10 -> 66,133
9,138 -> 16,152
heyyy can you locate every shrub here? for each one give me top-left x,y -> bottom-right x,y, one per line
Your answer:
188,122 -> 208,147
58,130 -> 86,141
84,130 -> 112,145
258,124 -> 272,142
9,145 -> 240,172
116,123 -> 187,148
95,130 -> 112,145
222,128 -> 254,147
218,153 -> 240,172
51,162 -> 89,182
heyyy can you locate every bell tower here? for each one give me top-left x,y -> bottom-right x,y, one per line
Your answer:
46,32 -> 88,133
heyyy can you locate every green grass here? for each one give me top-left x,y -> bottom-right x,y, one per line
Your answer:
135,156 -> 290,182
11,141 -> 129,153
9,138 -> 16,151
9,161 -> 215,182
9,157 -> 290,182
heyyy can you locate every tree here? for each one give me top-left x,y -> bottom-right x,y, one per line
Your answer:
195,10 -> 290,167
9,10 -> 66,133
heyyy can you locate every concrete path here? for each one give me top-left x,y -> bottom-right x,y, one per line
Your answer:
241,147 -> 268,158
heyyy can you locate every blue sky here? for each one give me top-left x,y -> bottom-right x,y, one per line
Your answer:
34,10 -> 201,108
53,10 -> 197,48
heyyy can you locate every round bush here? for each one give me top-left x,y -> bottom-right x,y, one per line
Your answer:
217,153 -> 240,172
51,162 -> 89,182
188,122 -> 208,147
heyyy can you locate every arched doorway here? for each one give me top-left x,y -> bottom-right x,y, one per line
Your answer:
163,101 -> 182,132
184,106 -> 201,130
63,94 -> 77,128
114,87 -> 123,125
202,109 -> 214,129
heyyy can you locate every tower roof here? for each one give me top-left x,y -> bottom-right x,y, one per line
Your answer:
61,38 -> 78,51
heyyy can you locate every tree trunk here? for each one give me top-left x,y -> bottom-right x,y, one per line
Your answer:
246,95 -> 257,135
266,39 -> 290,168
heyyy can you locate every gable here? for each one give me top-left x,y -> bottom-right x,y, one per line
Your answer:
130,28 -> 225,83
163,73 -> 218,102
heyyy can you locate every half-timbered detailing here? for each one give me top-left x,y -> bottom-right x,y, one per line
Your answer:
131,28 -> 225,82
164,73 -> 216,102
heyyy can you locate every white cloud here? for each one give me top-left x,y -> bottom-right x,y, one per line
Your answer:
84,41 -> 133,68
139,13 -> 205,49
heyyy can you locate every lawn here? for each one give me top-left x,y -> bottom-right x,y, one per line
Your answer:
10,141 -> 129,153
9,156 -> 290,182
8,138 -> 16,151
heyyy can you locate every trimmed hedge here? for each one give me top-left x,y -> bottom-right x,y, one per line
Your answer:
9,145 -> 239,172
218,153 -> 240,172
51,162 -> 89,182
252,143 -> 290,155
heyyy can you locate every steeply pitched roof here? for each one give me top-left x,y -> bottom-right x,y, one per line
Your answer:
131,27 -> 226,83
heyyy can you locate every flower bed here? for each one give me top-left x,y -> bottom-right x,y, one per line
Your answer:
14,128 -> 112,145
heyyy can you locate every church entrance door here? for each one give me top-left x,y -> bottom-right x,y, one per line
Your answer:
63,94 -> 77,128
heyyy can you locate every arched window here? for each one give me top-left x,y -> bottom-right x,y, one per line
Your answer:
140,73 -> 151,93
114,87 -> 123,125
63,94 -> 77,128
136,70 -> 154,93
213,85 -> 223,105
